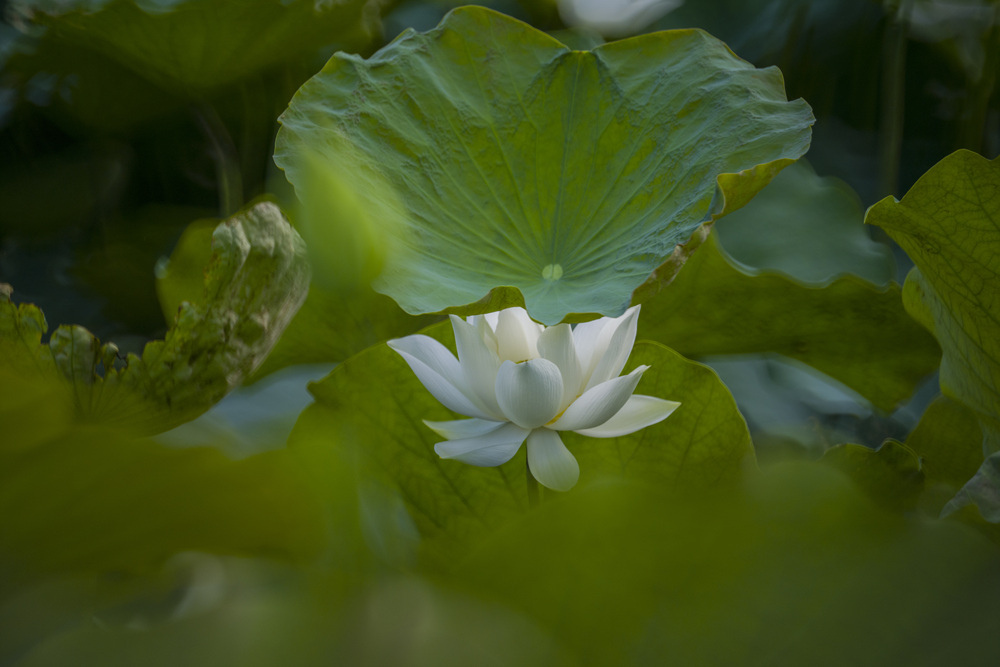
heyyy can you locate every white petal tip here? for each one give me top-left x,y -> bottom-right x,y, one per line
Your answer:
527,430 -> 580,492
573,395 -> 681,438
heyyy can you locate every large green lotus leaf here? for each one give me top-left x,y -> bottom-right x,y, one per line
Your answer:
867,150 -> 1000,521
455,463 -> 1000,665
0,428 -> 325,583
868,150 -> 1000,451
275,6 -> 814,324
1,202 -> 310,435
290,320 -> 753,561
14,0 -> 383,93
635,233 -> 940,411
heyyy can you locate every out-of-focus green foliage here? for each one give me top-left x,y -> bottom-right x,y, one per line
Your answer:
948,454 -> 1000,524
906,396 -> 984,513
290,148 -> 404,293
455,463 -> 1000,666
636,233 -> 940,411
10,0 -> 386,93
715,160 -> 895,285
821,440 -> 924,511
868,150 -> 1000,523
0,430 -> 325,581
11,565 -> 570,667
247,286 -> 439,380
2,202 -> 310,434
276,6 -> 814,324
8,463 -> 1000,666
0,146 -> 124,236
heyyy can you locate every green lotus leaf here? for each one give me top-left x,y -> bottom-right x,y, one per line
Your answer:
867,150 -> 1000,522
635,233 -> 940,411
867,150 -> 1000,451
290,320 -> 752,561
276,6 -> 814,324
563,341 -> 754,491
714,160 -> 895,285
12,0 -> 383,92
1,202 -> 310,435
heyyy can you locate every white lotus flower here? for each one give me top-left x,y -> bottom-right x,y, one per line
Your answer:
387,305 -> 680,492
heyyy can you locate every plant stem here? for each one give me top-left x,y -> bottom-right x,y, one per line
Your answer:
194,102 -> 243,217
958,5 -> 1000,154
878,0 -> 911,198
526,459 -> 539,509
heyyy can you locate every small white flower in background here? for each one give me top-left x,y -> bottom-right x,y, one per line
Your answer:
387,305 -> 680,492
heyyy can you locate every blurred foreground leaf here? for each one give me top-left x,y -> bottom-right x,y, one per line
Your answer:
821,440 -> 924,511
9,463 -> 999,666
867,150 -> 1000,520
248,286 -> 438,381
290,146 -> 406,293
0,430 -> 324,586
715,160 -> 895,285
291,321 -> 752,563
636,233 -> 940,411
12,568 -> 567,667
276,6 -> 813,324
455,463 -> 1000,665
1,202 -> 310,434
905,396 -> 984,514
0,365 -> 74,452
13,0 -> 384,93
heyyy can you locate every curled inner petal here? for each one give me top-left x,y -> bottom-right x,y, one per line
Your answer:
537,323 -> 583,411
584,306 -> 640,391
548,365 -> 648,432
450,315 -> 503,419
495,307 -> 541,362
495,358 -> 564,429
